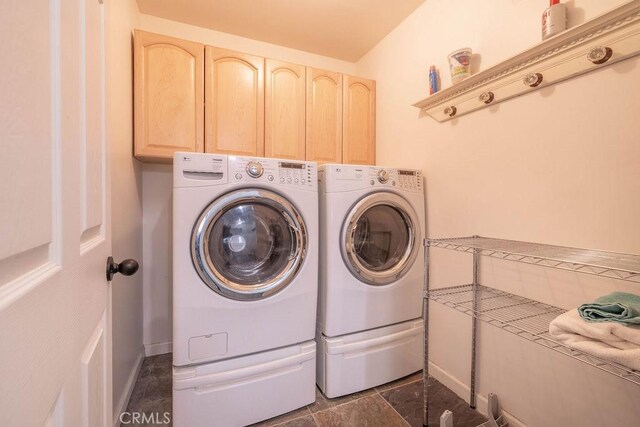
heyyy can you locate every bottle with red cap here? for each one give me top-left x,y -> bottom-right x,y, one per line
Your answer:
542,0 -> 567,40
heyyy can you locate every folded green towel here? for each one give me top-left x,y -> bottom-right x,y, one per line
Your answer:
578,292 -> 640,325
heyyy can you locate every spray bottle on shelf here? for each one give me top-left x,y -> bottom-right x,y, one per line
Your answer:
542,0 -> 567,40
428,65 -> 438,95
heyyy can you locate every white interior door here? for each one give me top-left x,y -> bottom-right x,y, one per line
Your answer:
0,0 -> 113,425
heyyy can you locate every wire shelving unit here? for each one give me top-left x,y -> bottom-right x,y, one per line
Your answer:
429,237 -> 640,282
422,236 -> 640,426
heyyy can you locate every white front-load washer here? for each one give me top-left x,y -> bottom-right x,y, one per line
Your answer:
172,152 -> 318,426
317,164 -> 425,398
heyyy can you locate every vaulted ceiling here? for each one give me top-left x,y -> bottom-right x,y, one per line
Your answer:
136,0 -> 425,61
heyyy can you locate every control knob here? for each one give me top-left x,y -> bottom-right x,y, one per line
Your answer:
246,161 -> 264,178
377,169 -> 390,184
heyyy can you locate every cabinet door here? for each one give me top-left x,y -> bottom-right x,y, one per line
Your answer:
205,46 -> 264,156
134,31 -> 204,162
343,76 -> 376,165
265,59 -> 306,160
306,68 -> 342,164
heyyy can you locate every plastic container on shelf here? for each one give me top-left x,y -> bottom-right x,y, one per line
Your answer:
542,0 -> 568,40
447,48 -> 472,84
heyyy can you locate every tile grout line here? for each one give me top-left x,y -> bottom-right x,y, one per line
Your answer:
309,410 -> 319,426
312,395 -> 368,415
312,390 -> 412,426
265,378 -> 426,426
374,389 -> 411,427
270,407 -> 313,427
309,391 -> 376,415
376,377 -> 423,394
307,391 -> 382,425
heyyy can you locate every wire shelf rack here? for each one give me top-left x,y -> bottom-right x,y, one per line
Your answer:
428,236 -> 640,283
429,284 -> 640,386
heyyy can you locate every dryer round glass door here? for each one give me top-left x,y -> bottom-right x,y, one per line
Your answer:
191,189 -> 307,300
341,192 -> 420,286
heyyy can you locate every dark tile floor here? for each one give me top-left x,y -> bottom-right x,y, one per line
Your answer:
126,353 -> 487,427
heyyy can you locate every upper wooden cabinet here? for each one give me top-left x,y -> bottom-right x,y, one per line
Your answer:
205,46 -> 264,156
306,68 -> 342,164
343,76 -> 376,165
133,31 -> 375,164
264,60 -> 306,160
134,31 -> 204,162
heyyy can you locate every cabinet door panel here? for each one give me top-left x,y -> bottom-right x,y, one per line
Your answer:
134,31 -> 204,162
206,47 -> 264,156
343,76 -> 375,165
265,60 -> 305,160
306,68 -> 342,164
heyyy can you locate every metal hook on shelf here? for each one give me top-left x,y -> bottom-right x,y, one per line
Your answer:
523,72 -> 543,87
479,91 -> 495,104
444,106 -> 457,117
588,46 -> 613,64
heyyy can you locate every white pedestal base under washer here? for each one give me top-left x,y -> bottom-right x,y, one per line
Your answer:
172,152 -> 318,424
173,341 -> 316,427
316,319 -> 423,398
317,164 -> 426,397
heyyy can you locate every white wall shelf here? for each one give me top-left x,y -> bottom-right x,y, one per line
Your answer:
413,0 -> 640,122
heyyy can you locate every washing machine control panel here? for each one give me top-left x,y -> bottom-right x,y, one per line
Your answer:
377,169 -> 390,184
245,161 -> 264,178
368,168 -> 422,192
228,156 -> 317,189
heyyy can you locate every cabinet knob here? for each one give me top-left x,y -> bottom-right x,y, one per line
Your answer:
587,46 -> 613,64
444,106 -> 457,117
523,73 -> 543,88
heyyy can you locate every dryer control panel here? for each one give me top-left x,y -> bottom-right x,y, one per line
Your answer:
319,164 -> 423,194
228,156 -> 317,190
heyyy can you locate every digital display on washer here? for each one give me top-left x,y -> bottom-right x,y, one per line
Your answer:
279,162 -> 305,169
398,170 -> 416,176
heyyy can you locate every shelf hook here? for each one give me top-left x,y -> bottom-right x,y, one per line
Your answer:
479,92 -> 495,104
444,106 -> 457,117
523,73 -> 543,87
587,46 -> 613,64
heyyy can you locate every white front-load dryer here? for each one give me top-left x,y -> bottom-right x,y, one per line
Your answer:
172,152 -> 318,426
317,164 -> 425,398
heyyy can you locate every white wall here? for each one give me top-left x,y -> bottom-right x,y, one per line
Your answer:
141,163 -> 173,355
139,15 -> 358,355
108,0 -> 143,422
356,0 -> 640,425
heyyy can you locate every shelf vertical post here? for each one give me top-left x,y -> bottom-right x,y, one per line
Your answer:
470,236 -> 480,409
423,238 -> 430,427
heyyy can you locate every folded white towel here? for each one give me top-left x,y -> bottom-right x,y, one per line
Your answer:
548,309 -> 640,371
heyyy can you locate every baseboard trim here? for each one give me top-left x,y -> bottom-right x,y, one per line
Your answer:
428,361 -> 526,427
144,341 -> 172,357
113,347 -> 145,427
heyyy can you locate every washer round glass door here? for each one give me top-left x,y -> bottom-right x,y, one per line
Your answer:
341,192 -> 420,286
192,189 -> 307,300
